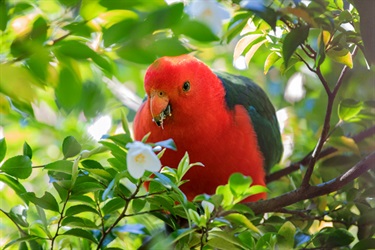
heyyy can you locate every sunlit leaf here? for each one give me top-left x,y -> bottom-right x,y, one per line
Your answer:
80,0 -> 106,20
1,155 -> 32,179
233,34 -> 263,61
0,64 -> 38,103
327,136 -> 360,156
338,99 -> 363,121
264,51 -> 280,74
277,221 -> 296,249
225,213 -> 260,233
229,173 -> 252,196
327,48 -> 353,68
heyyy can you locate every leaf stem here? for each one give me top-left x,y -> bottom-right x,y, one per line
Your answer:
96,181 -> 143,249
50,190 -> 71,249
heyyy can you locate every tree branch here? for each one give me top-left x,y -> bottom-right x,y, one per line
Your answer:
246,151 -> 375,215
266,125 -> 375,183
300,46 -> 359,189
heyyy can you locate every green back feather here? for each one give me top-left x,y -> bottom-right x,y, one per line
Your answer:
215,71 -> 283,172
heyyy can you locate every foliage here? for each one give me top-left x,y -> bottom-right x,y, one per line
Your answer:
1,0 -> 374,249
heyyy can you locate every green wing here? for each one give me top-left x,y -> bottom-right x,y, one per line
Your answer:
215,71 -> 283,172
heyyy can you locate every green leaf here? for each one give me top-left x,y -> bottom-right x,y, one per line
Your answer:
224,11 -> 249,43
313,227 -> 354,247
63,228 -> 98,243
315,30 -> 328,68
208,229 -> 247,249
0,0 -> 8,31
23,142 -> 32,159
3,236 -> 42,250
56,65 -> 82,112
327,48 -> 353,68
215,185 -> 234,209
0,137 -> 6,162
0,174 -> 28,204
277,221 -> 296,249
61,216 -> 97,229
242,3 -> 278,29
45,160 -> 73,174
154,139 -> 177,151
80,0 -> 106,20
264,52 -> 281,74
102,15 -> 139,47
107,134 -> 133,149
71,182 -> 104,195
121,110 -> 132,137
283,25 -> 309,66
327,136 -> 360,155
62,136 -> 81,159
102,198 -> 126,214
53,182 -> 69,201
225,213 -> 260,233
152,37 -> 190,57
353,238 -> 375,250
338,99 -> 363,121
143,3 -> 184,32
36,205 -> 52,239
9,205 -> 29,227
1,155 -> 32,179
229,173 -> 252,196
23,192 -> 60,212
256,233 -> 276,249
175,17 -> 219,42
56,40 -> 95,60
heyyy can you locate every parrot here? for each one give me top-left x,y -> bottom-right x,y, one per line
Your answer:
133,54 -> 283,202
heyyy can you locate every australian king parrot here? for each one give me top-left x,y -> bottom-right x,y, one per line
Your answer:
133,54 -> 283,202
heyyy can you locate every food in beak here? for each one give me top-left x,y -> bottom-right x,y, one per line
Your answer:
152,103 -> 172,128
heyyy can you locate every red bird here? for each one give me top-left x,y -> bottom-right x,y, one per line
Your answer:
133,55 -> 283,201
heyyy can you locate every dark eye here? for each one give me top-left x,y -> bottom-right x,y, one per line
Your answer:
182,81 -> 190,92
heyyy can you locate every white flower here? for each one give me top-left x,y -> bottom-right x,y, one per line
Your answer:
126,141 -> 162,179
186,0 -> 230,34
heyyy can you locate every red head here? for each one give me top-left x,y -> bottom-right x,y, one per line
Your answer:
144,54 -> 227,128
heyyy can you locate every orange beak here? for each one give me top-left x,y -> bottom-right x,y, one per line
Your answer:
150,90 -> 170,127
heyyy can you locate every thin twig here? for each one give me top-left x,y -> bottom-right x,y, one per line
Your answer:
96,181 -> 143,249
300,46 -> 359,188
266,125 -> 375,183
296,53 -> 316,73
50,191 -> 71,249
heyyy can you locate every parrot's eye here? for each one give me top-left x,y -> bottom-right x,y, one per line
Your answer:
182,81 -> 190,92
